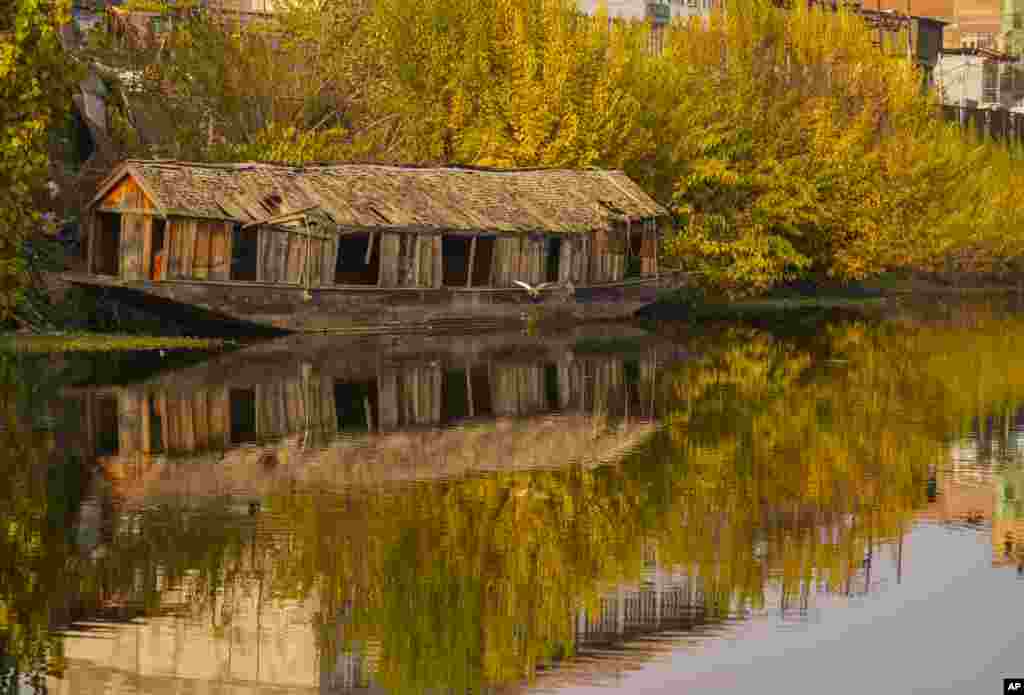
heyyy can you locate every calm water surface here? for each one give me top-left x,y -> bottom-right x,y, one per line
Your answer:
2,303 -> 1024,694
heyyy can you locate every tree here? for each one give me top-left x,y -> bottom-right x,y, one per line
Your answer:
0,0 -> 76,322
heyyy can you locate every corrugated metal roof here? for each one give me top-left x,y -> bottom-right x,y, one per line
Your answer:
92,160 -> 667,234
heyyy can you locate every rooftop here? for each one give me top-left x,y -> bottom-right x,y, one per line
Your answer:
91,159 -> 667,235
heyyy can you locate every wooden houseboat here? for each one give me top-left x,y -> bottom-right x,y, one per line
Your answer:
65,160 -> 675,334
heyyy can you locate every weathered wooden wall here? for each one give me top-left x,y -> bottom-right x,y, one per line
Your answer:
164,219 -> 234,281
94,174 -> 158,281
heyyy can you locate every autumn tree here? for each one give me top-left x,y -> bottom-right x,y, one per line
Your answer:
0,0 -> 77,322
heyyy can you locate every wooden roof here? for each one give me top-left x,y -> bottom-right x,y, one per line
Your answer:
89,160 -> 667,234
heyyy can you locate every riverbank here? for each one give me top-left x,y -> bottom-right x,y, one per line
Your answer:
0,333 -> 232,353
638,272 -> 1024,323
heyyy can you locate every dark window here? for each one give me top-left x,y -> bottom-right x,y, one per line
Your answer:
334,379 -> 378,431
93,212 -> 121,276
230,389 -> 257,444
231,225 -> 258,282
148,395 -> 163,452
470,365 -> 492,415
335,234 -> 380,285
471,236 -> 495,287
441,369 -> 470,423
94,396 -> 120,456
442,236 -> 471,286
546,237 -> 562,283
544,364 -> 560,410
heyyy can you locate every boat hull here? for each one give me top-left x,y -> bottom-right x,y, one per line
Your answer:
61,272 -> 688,335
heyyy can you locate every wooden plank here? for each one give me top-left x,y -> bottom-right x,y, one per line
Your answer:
412,234 -> 423,287
531,235 -> 544,285
559,236 -> 573,283
120,214 -> 145,281
140,217 -> 153,281
432,235 -> 442,288
181,395 -> 196,452
322,237 -> 338,286
192,390 -> 209,450
379,233 -> 400,287
209,222 -> 230,281
85,214 -> 95,275
207,386 -> 229,449
286,233 -> 304,284
118,392 -> 143,455
278,230 -> 292,284
321,375 -> 337,433
377,372 -> 398,429
466,236 -> 477,288
257,228 -> 274,283
365,231 -> 376,265
429,365 -> 441,424
179,219 -> 196,278
494,236 -> 518,287
193,222 -> 211,280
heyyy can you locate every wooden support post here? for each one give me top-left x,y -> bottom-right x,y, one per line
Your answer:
365,230 -> 376,265
363,396 -> 374,432
87,214 -> 96,274
466,236 -> 477,288
413,235 -> 422,287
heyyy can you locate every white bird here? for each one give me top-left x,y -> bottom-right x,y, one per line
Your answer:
513,280 -> 554,299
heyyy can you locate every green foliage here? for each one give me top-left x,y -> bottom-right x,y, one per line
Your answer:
0,0 -> 77,321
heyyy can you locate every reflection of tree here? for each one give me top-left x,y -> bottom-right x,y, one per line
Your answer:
18,302 -> 1024,694
0,354 -> 87,693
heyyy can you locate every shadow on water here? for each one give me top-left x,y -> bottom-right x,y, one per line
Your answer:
4,305 -> 1024,693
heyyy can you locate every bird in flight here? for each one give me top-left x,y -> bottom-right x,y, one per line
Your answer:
513,280 -> 555,299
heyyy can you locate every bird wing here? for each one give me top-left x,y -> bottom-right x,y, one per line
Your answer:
513,280 -> 532,291
536,282 -> 553,291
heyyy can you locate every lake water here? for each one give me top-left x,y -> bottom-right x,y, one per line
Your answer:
2,300 -> 1023,694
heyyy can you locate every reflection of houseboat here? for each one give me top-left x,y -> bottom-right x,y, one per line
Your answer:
65,160 -> 675,334
73,330 -> 676,501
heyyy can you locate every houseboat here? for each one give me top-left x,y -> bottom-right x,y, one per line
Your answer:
65,160 -> 677,334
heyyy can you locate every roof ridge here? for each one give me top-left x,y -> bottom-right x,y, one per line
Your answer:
124,158 -> 625,175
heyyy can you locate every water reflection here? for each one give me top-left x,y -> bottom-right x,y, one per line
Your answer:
4,306 -> 1024,693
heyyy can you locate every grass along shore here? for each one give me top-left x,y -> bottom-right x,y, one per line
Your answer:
0,333 -> 234,353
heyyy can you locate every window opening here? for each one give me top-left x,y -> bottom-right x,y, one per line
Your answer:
229,388 -> 257,444
94,396 -> 120,456
544,363 -> 560,410
470,365 -> 492,415
546,237 -> 562,283
441,369 -> 471,423
335,233 -> 380,285
334,379 -> 378,431
442,236 -> 471,286
231,224 -> 259,281
94,212 -> 122,276
148,395 -> 163,453
471,236 -> 495,287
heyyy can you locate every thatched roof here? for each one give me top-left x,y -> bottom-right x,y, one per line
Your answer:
90,160 -> 667,234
